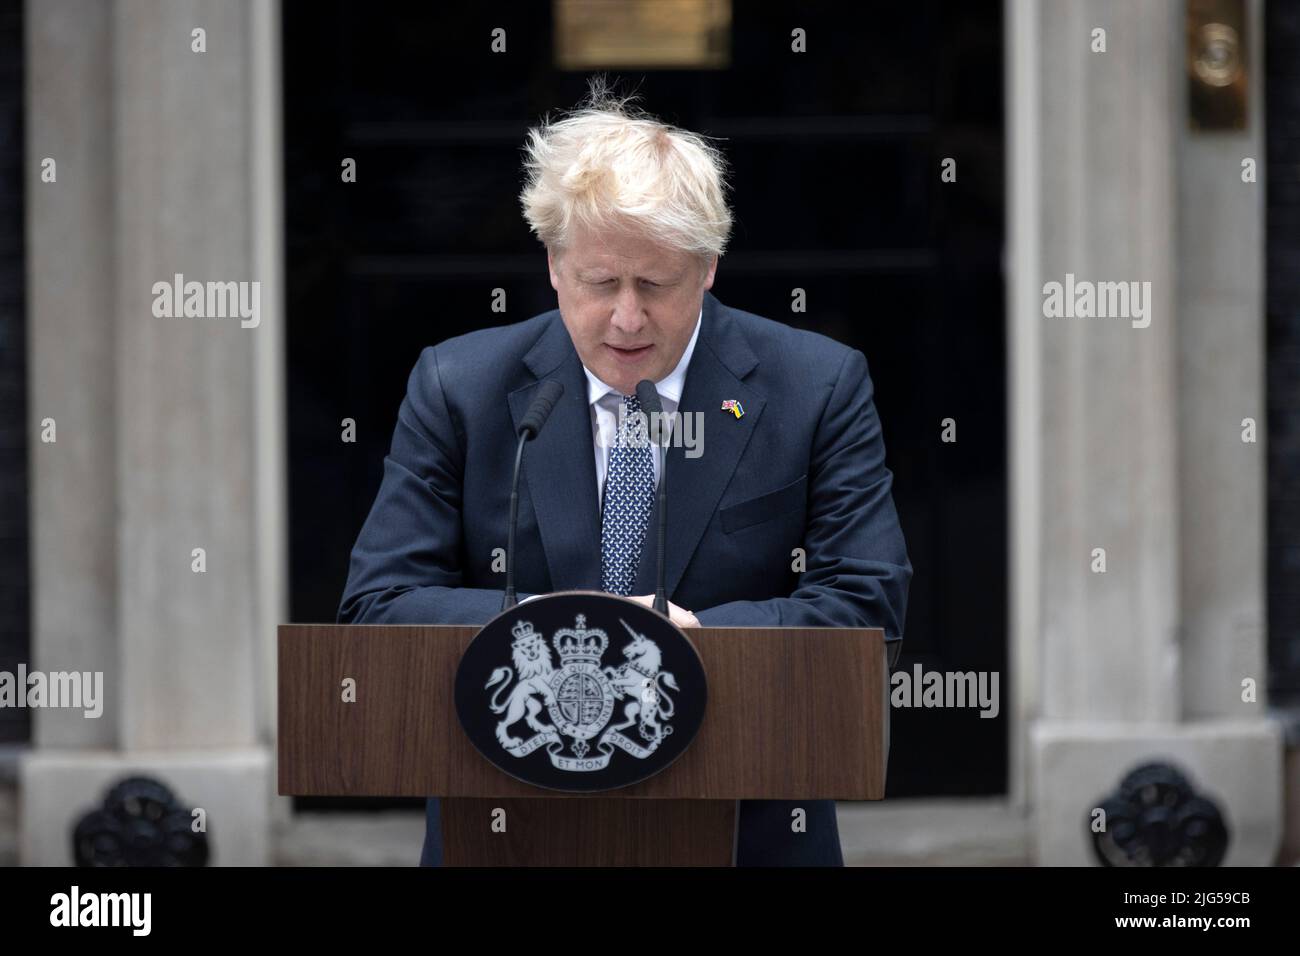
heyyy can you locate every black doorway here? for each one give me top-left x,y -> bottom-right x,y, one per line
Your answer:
283,0 -> 1007,805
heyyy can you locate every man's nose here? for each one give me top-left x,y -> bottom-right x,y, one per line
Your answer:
609,285 -> 646,334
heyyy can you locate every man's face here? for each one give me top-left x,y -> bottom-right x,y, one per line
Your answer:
548,225 -> 717,396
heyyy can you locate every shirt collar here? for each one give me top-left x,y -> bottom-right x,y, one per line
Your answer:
582,306 -> 702,407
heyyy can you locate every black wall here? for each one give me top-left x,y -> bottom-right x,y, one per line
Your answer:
0,0 -> 26,745
284,1 -> 1007,799
1267,0 -> 1300,705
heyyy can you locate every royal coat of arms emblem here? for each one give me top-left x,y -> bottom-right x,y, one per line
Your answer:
488,614 -> 677,772
454,592 -> 706,792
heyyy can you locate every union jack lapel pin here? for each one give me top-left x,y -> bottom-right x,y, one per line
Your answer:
720,399 -> 744,419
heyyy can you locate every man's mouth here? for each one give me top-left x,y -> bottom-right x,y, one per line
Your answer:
605,343 -> 653,363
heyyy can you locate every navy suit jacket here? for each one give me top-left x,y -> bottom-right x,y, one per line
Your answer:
337,290 -> 912,866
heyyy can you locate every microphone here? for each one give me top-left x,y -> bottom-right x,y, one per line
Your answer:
635,379 -> 669,617
517,379 -> 564,440
503,380 -> 564,610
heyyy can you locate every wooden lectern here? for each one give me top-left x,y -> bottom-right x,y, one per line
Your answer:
278,624 -> 889,865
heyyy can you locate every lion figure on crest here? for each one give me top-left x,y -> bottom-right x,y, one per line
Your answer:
485,622 -> 556,748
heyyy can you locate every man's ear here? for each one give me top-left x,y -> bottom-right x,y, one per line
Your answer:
547,248 -> 561,292
702,254 -> 718,291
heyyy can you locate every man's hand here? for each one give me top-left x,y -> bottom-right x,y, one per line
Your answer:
627,594 -> 700,628
521,591 -> 699,627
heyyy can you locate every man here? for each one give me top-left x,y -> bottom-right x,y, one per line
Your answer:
338,88 -> 911,866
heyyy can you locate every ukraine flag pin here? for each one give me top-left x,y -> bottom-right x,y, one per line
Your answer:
721,399 -> 744,419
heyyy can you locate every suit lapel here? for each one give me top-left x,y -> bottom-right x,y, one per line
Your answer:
508,316 -> 603,591
633,292 -> 764,599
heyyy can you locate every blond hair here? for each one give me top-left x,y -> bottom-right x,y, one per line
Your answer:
519,79 -> 732,263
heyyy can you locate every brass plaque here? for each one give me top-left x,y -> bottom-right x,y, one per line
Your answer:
554,0 -> 731,70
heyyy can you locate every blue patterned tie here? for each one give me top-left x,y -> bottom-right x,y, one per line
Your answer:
600,393 -> 656,595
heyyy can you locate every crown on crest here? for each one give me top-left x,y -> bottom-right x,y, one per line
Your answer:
511,619 -> 540,646
552,614 -> 608,664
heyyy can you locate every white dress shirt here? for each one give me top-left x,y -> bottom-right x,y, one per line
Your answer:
582,307 -> 702,511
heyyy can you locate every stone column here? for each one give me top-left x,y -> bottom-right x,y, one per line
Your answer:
21,0 -> 283,865
1009,0 -> 1281,864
